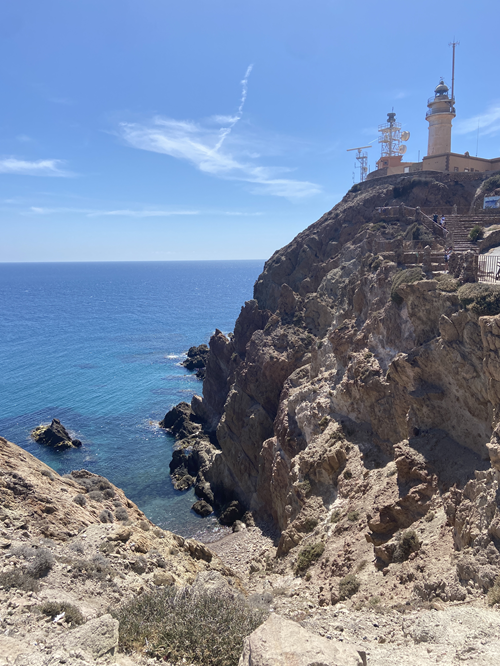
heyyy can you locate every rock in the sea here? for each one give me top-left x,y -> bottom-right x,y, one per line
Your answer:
238,614 -> 365,666
219,500 -> 244,526
182,344 -> 209,379
159,402 -> 200,438
192,499 -> 213,516
31,419 -> 82,450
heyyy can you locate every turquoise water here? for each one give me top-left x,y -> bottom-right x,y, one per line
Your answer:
0,261 -> 263,537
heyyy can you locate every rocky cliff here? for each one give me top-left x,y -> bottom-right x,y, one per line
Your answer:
184,171 -> 500,608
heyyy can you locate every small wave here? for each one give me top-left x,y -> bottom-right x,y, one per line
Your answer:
165,354 -> 185,359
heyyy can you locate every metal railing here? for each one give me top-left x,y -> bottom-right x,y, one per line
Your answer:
478,255 -> 500,283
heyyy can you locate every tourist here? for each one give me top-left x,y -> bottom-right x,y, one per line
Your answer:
433,213 -> 438,224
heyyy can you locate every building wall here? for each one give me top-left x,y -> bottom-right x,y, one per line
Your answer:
427,113 -> 454,156
422,153 -> 500,173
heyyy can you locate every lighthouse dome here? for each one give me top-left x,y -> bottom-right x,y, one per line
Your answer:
435,80 -> 449,96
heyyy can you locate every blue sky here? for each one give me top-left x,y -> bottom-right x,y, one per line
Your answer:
1,0 -> 499,261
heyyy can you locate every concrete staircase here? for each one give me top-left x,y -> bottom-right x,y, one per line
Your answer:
444,215 -> 498,252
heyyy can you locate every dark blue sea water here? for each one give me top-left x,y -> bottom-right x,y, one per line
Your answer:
0,261 -> 263,538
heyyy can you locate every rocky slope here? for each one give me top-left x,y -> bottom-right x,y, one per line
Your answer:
0,436 -> 234,666
179,171 -> 500,612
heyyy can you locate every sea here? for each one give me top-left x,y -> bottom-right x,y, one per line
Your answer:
0,260 -> 264,539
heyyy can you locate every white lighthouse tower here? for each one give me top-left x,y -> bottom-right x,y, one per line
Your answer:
426,80 -> 456,156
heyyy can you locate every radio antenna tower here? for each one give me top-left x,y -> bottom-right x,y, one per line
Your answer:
449,39 -> 459,101
347,145 -> 372,182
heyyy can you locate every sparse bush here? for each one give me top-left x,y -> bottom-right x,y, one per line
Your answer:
296,479 -> 311,497
99,509 -> 114,524
482,175 -> 500,193
339,573 -> 360,600
343,469 -> 353,480
393,529 -> 421,563
71,555 -> 112,581
458,283 -> 500,316
88,490 -> 103,502
294,542 -> 325,575
11,545 -> 37,558
319,416 -> 329,432
138,520 -> 150,531
434,273 -> 459,292
330,510 -> 341,523
99,541 -> 117,555
404,222 -> 434,245
391,268 -> 425,305
347,510 -> 359,522
468,225 -> 484,242
356,559 -> 368,572
27,549 -> 54,579
38,601 -> 84,626
424,511 -> 435,522
487,574 -> 500,606
41,469 -> 54,480
302,518 -> 318,533
73,493 -> 87,507
115,507 -> 129,522
113,586 -> 267,666
131,556 -> 148,574
349,183 -> 361,194
0,569 -> 39,592
369,595 -> 381,607
103,488 -> 116,499
69,541 -> 85,554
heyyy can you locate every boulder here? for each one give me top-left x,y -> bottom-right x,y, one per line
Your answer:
159,402 -> 200,438
219,500 -> 244,526
192,499 -> 213,517
31,419 -> 81,450
238,614 -> 365,666
60,613 -> 118,659
182,344 -> 209,379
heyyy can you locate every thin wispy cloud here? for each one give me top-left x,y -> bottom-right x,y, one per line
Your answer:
29,207 -> 199,217
455,103 -> 500,137
118,66 -> 321,200
26,206 -> 263,217
0,158 -> 71,177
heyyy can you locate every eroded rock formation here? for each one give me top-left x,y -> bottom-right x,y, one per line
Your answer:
184,171 -> 500,607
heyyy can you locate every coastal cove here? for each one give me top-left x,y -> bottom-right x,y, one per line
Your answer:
0,260 -> 263,538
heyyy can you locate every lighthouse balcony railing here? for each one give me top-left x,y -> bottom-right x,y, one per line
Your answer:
427,95 -> 454,105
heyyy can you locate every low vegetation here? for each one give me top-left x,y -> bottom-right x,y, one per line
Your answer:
434,273 -> 459,292
468,225 -> 484,242
488,574 -> 500,606
38,601 -> 84,626
113,586 -> 267,666
393,529 -> 421,563
294,542 -> 325,575
458,283 -> 500,316
391,268 -> 425,305
339,573 -> 360,600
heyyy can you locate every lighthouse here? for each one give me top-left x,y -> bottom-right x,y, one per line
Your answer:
426,80 -> 456,156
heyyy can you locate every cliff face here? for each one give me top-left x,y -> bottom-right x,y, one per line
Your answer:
191,171 -> 500,604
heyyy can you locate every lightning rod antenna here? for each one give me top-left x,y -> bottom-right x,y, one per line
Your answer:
449,39 -> 459,101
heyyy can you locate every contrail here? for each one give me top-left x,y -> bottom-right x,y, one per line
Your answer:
214,64 -> 253,152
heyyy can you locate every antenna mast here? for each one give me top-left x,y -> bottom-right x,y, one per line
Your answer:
449,39 -> 459,101
347,145 -> 372,183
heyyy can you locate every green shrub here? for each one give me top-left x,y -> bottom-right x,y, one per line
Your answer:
458,283 -> 500,316
113,586 -> 267,666
296,479 -> 312,497
294,542 -> 325,575
468,225 -> 484,242
339,574 -> 360,600
482,175 -> 500,193
330,510 -> 341,523
434,273 -> 459,292
302,518 -> 318,533
319,416 -> 330,432
347,510 -> 359,522
393,529 -> 421,563
488,574 -> 500,606
344,469 -> 353,480
38,601 -> 84,626
0,569 -> 39,592
349,183 -> 361,194
391,268 -> 425,305
404,222 -> 434,245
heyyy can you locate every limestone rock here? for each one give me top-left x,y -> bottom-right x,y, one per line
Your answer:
192,499 -> 213,516
238,614 -> 365,666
